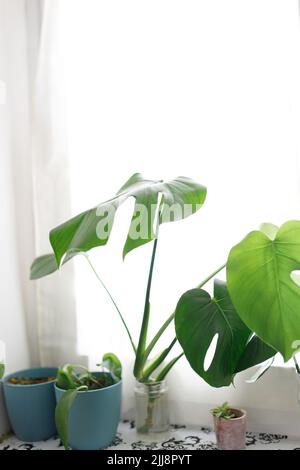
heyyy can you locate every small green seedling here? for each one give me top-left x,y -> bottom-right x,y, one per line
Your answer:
210,402 -> 236,420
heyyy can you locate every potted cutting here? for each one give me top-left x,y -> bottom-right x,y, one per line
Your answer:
55,353 -> 122,450
3,367 -> 57,441
30,173 -> 273,435
211,402 -> 246,450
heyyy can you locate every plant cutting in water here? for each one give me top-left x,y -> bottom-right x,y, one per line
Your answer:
55,352 -> 122,449
30,174 -> 278,433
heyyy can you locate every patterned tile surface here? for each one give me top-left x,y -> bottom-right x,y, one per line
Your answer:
0,421 -> 299,450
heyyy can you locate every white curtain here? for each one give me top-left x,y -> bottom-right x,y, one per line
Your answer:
0,0 -> 35,373
31,0 -> 83,366
0,0 -> 81,371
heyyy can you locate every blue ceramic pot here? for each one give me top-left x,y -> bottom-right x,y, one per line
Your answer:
3,367 -> 57,441
55,373 -> 122,450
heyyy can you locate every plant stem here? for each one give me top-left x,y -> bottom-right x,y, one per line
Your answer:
196,263 -> 226,289
85,256 -> 136,354
143,311 -> 175,362
141,338 -> 177,381
294,355 -> 300,374
142,262 -> 227,366
155,353 -> 184,382
134,237 -> 159,379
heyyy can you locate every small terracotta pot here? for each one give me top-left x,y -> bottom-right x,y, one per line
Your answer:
213,408 -> 246,450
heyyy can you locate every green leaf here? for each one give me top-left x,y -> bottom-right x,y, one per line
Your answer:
55,389 -> 78,450
101,353 -> 122,382
31,174 -> 206,278
0,363 -> 4,380
30,254 -> 58,280
227,220 -> 300,361
235,335 -> 276,373
56,365 -> 80,390
175,279 -> 251,387
259,223 -> 279,240
30,252 -> 77,280
245,357 -> 274,384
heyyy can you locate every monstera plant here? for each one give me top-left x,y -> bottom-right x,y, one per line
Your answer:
31,173 -> 278,433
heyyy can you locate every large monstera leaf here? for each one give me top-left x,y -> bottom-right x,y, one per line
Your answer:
30,173 -> 206,279
175,279 -> 275,387
227,220 -> 300,362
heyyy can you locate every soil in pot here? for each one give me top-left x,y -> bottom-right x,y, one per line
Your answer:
60,374 -> 115,391
8,376 -> 55,385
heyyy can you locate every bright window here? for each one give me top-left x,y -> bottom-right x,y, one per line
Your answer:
59,1 -> 300,372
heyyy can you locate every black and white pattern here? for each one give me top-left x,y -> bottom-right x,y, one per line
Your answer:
0,421 -> 297,450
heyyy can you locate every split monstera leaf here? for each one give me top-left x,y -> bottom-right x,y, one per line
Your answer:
175,279 -> 276,387
30,173 -> 207,279
176,221 -> 300,386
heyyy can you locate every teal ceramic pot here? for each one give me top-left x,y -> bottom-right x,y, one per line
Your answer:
55,373 -> 122,450
3,367 -> 57,441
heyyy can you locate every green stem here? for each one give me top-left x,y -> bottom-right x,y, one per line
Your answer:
134,237 -> 159,379
85,256 -> 136,354
142,262 -> 227,365
143,312 -> 175,362
294,356 -> 300,374
141,338 -> 177,381
155,353 -> 184,382
196,263 -> 226,289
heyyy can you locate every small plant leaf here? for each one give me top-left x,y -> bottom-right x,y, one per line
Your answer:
211,402 -> 235,419
30,254 -> 58,280
56,364 -> 88,390
101,353 -> 122,382
55,389 -> 78,450
0,363 -> 4,380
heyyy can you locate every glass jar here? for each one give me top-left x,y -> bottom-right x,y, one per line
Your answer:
134,380 -> 169,434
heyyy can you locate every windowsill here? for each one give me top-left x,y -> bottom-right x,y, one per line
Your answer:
0,420 -> 299,450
